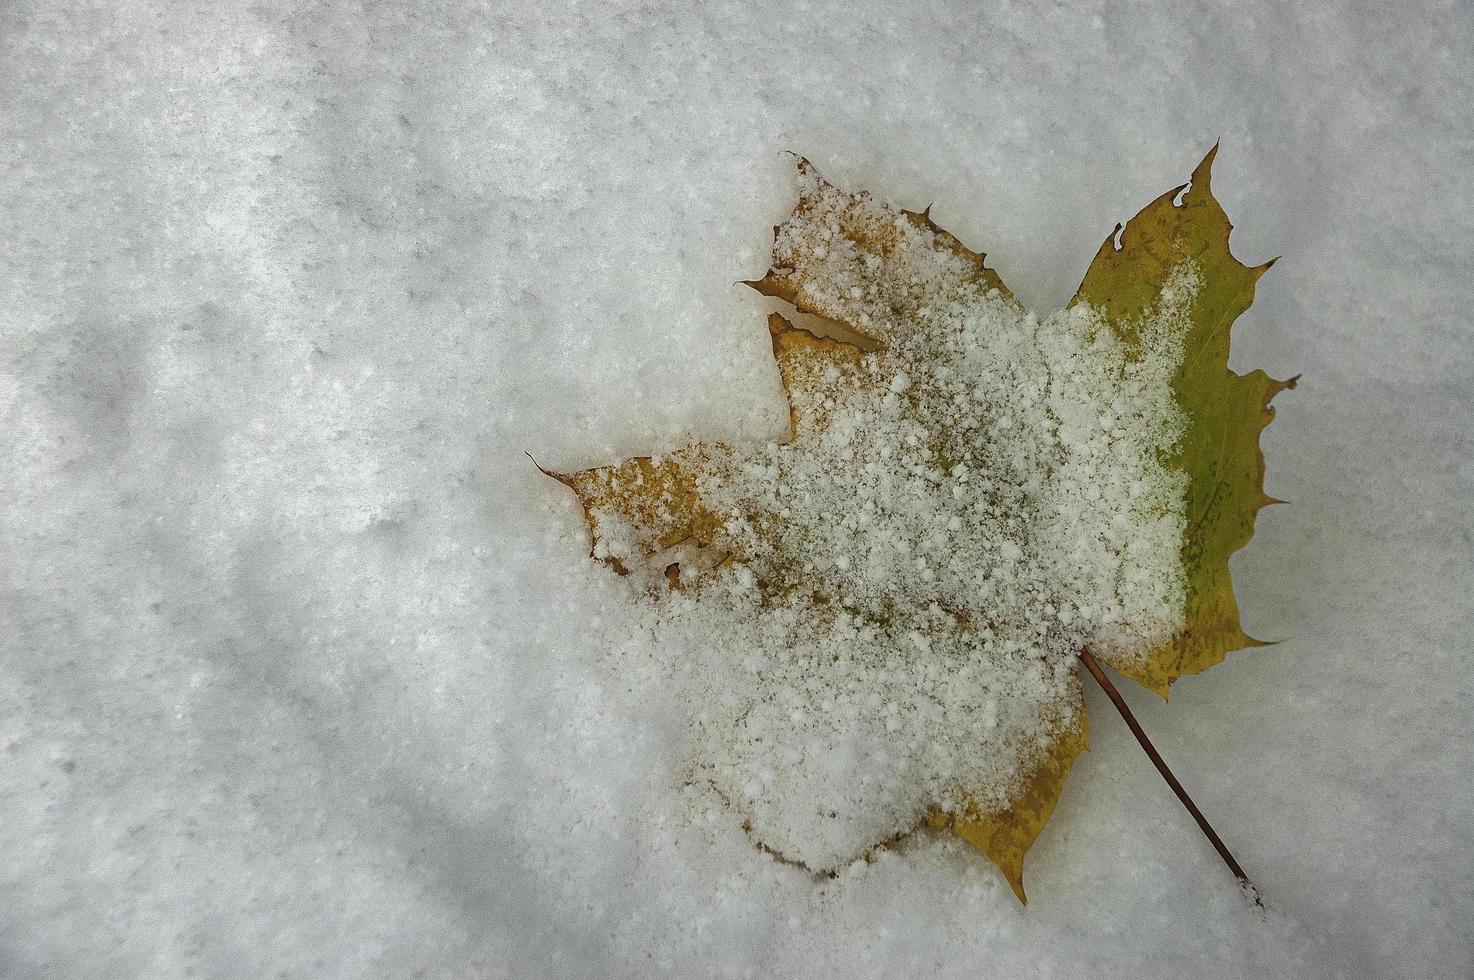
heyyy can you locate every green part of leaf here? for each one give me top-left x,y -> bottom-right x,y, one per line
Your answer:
1070,145 -> 1296,698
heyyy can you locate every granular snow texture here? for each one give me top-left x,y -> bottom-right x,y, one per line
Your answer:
2,1 -> 1470,978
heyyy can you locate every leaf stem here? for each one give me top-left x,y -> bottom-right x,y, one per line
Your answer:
1077,648 -> 1262,905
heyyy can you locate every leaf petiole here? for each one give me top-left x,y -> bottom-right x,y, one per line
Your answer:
1077,648 -> 1263,906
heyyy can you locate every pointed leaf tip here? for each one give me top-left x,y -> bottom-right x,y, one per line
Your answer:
1200,141 -> 1220,170
942,700 -> 1088,904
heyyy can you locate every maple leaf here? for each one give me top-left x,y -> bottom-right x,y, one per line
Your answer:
543,148 -> 1291,903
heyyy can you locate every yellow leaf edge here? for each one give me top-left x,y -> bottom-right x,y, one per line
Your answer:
928,695 -> 1089,904
1069,144 -> 1296,699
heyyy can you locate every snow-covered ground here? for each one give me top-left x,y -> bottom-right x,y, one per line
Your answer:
3,1 -> 1470,977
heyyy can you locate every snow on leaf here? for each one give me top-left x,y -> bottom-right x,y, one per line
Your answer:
543,148 -> 1287,903
744,156 -> 1017,338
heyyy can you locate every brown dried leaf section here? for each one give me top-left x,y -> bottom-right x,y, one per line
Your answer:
544,450 -> 722,576
550,311 -> 867,578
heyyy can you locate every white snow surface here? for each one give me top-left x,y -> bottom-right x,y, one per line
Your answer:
2,2 -> 1470,978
